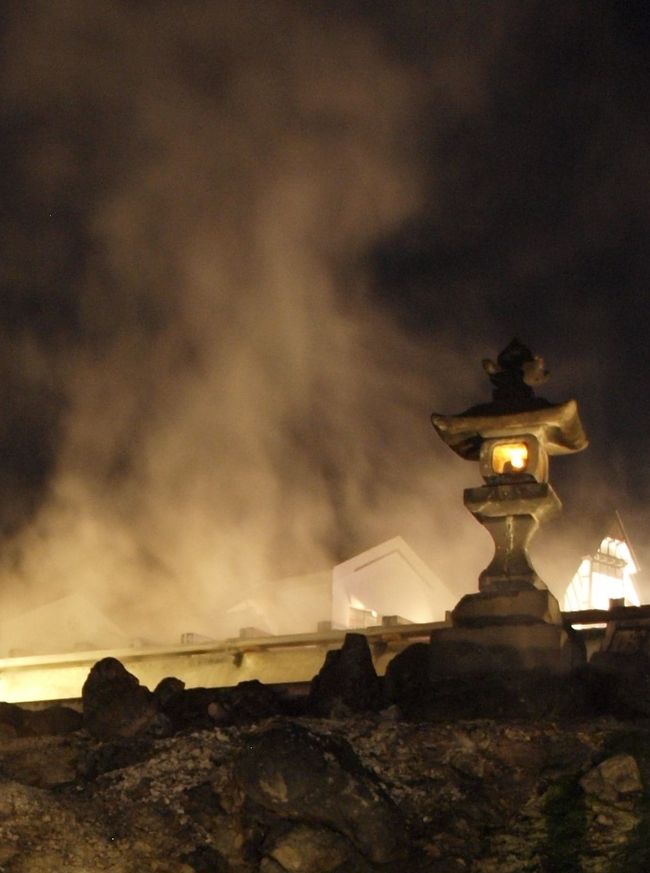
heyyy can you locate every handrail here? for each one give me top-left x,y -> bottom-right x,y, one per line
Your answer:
0,619 -> 450,673
563,604 -> 650,625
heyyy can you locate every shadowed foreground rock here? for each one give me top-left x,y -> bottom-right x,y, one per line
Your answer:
82,656 -> 160,740
0,701 -> 82,738
153,677 -> 284,732
588,651 -> 650,717
1,715 -> 650,871
308,632 -> 381,717
265,823 -> 353,873
5,643 -> 650,871
236,722 -> 405,865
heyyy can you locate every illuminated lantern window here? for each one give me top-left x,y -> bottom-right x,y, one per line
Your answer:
479,434 -> 547,483
491,442 -> 529,474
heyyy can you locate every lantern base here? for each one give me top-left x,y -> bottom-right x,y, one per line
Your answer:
428,622 -> 585,675
429,588 -> 582,677
452,588 -> 562,627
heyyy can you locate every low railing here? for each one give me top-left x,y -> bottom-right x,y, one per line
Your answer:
2,607 -> 649,705
563,604 -> 650,626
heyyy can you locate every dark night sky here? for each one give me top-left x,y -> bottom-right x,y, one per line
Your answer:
1,0 -> 649,634
365,0 -> 650,536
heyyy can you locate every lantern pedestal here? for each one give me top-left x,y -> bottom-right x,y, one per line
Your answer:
430,587 -> 583,676
428,621 -> 584,675
464,481 -> 561,593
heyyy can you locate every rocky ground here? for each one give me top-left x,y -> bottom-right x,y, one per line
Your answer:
1,714 -> 649,872
1,635 -> 649,872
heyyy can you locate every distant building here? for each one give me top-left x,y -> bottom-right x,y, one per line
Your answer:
221,569 -> 332,638
0,537 -> 456,657
0,592 -> 129,657
562,512 -> 640,612
221,536 -> 457,638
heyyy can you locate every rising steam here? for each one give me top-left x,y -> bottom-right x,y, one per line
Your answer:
0,1 -> 498,644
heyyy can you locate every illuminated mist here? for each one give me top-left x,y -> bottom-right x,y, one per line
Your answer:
0,1 -> 495,646
1,1 -> 647,649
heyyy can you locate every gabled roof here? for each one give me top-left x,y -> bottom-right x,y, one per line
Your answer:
602,511 -> 641,572
534,506 -> 646,602
553,508 -> 640,566
333,535 -> 454,593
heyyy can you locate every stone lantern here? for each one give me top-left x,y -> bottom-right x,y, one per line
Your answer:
430,339 -> 588,672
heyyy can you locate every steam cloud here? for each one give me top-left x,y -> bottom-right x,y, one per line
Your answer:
1,1 -> 647,645
0,0 -> 490,642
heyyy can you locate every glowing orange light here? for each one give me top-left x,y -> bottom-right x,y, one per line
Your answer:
491,442 -> 528,474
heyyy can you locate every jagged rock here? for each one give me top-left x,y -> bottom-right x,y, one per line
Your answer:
269,824 -> 353,873
1,716 -> 650,870
580,754 -> 643,803
181,843 -> 230,872
268,822 -> 353,872
588,652 -> 650,717
0,701 -> 28,734
154,677 -> 216,732
0,722 -> 17,740
78,736 -> 155,779
24,705 -> 83,736
383,642 -> 430,715
309,633 -> 381,717
82,657 -> 159,740
213,680 -> 282,725
160,686 -> 221,731
0,702 -> 82,738
235,722 -> 405,864
154,676 -> 186,707
0,736 -> 82,787
260,859 -> 287,873
155,679 -> 281,732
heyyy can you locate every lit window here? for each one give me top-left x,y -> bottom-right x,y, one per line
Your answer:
491,442 -> 528,474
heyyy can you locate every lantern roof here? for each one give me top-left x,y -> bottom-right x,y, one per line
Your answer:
432,398 -> 588,461
431,339 -> 588,460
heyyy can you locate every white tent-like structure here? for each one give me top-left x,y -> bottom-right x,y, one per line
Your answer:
562,513 -> 641,612
331,536 -> 457,629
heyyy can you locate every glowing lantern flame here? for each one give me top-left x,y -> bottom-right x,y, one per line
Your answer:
491,442 -> 528,474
